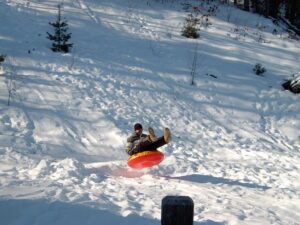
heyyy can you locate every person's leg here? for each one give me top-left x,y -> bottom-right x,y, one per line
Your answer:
148,127 -> 157,142
127,148 -> 135,156
131,138 -> 153,155
139,137 -> 167,151
163,128 -> 171,143
131,128 -> 171,154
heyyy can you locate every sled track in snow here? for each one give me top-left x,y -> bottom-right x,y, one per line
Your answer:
76,0 -> 100,24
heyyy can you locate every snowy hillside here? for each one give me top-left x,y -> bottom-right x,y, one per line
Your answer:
0,0 -> 299,224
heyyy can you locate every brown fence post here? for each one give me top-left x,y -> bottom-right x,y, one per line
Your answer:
161,196 -> 194,225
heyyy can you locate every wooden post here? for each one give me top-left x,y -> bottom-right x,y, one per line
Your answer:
161,196 -> 194,225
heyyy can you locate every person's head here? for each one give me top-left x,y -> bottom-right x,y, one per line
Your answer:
134,123 -> 143,135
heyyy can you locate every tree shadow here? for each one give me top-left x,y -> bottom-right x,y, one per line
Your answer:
169,174 -> 271,190
0,199 -> 158,225
0,199 -> 225,225
196,220 -> 226,225
0,199 -> 226,225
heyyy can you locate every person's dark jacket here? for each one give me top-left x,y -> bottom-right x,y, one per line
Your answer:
126,132 -> 148,155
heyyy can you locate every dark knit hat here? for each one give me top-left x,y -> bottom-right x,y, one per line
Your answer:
134,123 -> 143,130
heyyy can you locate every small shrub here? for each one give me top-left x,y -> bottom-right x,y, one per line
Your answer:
229,25 -> 248,41
0,54 -> 5,75
182,13 -> 200,39
0,54 -> 6,63
200,15 -> 212,28
253,63 -> 266,76
182,25 -> 199,39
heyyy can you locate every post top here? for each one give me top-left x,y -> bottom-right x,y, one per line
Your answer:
162,196 -> 194,206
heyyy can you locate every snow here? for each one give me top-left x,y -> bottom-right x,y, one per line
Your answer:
1,0 -> 300,224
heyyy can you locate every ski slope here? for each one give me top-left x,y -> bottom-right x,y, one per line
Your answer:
0,0 -> 299,224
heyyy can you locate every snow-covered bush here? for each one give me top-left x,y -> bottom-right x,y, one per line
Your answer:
47,5 -> 73,53
182,13 -> 200,39
228,25 -> 248,41
0,54 -> 5,75
200,15 -> 212,28
282,74 -> 300,94
253,63 -> 266,76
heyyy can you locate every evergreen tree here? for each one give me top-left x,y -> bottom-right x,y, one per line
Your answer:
285,0 -> 300,28
251,0 -> 265,15
47,5 -> 73,53
242,0 -> 299,29
268,0 -> 280,18
285,0 -> 293,20
296,1 -> 300,27
249,0 -> 280,18
182,13 -> 200,39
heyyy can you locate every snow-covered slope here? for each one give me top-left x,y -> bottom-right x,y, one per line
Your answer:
0,0 -> 299,224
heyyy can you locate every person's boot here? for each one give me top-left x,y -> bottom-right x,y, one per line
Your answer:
163,128 -> 171,143
148,127 -> 158,142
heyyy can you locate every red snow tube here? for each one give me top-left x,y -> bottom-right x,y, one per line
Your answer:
128,151 -> 164,169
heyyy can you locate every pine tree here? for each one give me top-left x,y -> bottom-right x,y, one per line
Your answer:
285,0 -> 300,28
268,0 -> 280,18
296,1 -> 300,28
249,0 -> 280,18
182,13 -> 200,39
47,5 -> 73,53
285,0 -> 293,20
252,0 -> 265,15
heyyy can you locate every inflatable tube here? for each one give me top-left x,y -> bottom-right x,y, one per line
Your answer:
128,151 -> 164,169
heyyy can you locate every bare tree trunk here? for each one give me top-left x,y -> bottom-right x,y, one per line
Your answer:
285,0 -> 293,21
267,0 -> 280,18
264,0 -> 270,16
190,43 -> 198,85
296,1 -> 300,27
244,0 -> 250,11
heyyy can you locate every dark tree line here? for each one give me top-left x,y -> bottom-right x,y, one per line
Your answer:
234,0 -> 300,29
284,0 -> 300,28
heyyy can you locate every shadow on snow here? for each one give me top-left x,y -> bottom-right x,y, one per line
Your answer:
171,174 -> 271,190
0,199 -> 224,225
